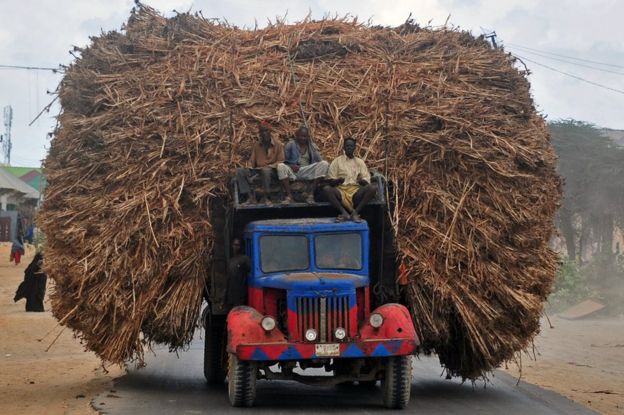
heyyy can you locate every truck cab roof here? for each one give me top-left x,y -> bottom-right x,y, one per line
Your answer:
244,218 -> 369,234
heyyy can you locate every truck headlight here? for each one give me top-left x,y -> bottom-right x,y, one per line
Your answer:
261,316 -> 276,331
305,328 -> 318,341
334,327 -> 346,340
369,313 -> 384,328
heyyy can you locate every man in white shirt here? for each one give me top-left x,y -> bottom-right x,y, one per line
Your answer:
323,137 -> 377,222
277,126 -> 329,204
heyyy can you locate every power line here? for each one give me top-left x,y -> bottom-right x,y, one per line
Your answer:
0,64 -> 60,72
506,46 -> 624,75
512,53 -> 624,95
506,42 -> 624,69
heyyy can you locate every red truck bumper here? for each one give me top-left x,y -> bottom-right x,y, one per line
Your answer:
227,304 -> 419,361
236,338 -> 417,361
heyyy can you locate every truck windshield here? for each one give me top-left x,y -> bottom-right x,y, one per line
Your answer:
259,235 -> 309,273
315,233 -> 362,270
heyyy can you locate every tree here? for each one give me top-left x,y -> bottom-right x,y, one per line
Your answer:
550,120 -> 624,266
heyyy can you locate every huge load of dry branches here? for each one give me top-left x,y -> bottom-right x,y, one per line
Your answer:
40,4 -> 560,379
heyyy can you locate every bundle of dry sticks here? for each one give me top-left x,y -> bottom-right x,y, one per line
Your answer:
40,4 -> 560,378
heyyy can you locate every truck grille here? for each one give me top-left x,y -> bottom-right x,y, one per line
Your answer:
295,295 -> 351,342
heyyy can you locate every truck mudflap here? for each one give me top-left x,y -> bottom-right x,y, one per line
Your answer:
227,304 -> 419,361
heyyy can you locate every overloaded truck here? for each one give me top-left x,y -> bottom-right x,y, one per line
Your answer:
203,174 -> 419,408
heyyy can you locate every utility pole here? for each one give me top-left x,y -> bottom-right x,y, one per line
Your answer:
2,106 -> 12,165
485,31 -> 498,49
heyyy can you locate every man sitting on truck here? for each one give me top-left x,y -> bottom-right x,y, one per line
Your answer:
323,137 -> 377,222
277,126 -> 329,204
236,120 -> 284,206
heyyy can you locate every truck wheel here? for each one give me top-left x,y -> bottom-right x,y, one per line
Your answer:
228,353 -> 257,407
382,356 -> 412,409
203,314 -> 226,384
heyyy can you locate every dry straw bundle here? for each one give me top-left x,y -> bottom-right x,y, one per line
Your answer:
40,4 -> 560,378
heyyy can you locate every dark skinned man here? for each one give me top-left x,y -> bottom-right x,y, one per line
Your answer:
277,126 -> 329,204
323,137 -> 377,222
225,238 -> 251,307
236,120 -> 284,206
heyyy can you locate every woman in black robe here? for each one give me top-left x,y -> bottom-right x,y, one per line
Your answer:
14,252 -> 47,312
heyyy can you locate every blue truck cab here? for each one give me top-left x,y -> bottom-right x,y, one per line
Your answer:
246,217 -> 368,292
223,217 -> 418,408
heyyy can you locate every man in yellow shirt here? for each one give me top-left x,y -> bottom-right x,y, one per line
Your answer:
323,137 -> 377,222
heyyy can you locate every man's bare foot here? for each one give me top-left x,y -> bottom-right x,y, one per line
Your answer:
282,195 -> 294,205
351,212 -> 362,223
260,198 -> 273,207
305,193 -> 315,204
336,213 -> 350,223
242,195 -> 258,205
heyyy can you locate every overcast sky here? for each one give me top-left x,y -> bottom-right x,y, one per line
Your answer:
1,0 -> 623,167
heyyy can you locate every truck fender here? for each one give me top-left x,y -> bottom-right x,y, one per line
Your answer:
226,306 -> 287,355
359,303 -> 419,345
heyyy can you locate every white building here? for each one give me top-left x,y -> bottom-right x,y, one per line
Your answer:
0,168 -> 39,241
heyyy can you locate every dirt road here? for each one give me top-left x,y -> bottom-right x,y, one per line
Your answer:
503,315 -> 624,415
0,243 -> 122,415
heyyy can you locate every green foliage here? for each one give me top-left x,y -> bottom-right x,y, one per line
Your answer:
550,120 -> 624,265
549,254 -> 624,312
547,120 -> 624,312
548,257 -> 593,311
551,120 -> 624,221
33,231 -> 46,253
582,252 -> 624,313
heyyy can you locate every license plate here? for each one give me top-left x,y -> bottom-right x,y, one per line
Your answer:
315,343 -> 340,357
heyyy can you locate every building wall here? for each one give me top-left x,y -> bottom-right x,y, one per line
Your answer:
0,192 -> 25,211
0,210 -> 19,242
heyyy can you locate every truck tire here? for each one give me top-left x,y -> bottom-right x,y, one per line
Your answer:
382,356 -> 412,409
203,313 -> 226,384
228,353 -> 257,407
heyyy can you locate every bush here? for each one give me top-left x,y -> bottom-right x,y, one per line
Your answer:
548,253 -> 624,313
547,258 -> 593,311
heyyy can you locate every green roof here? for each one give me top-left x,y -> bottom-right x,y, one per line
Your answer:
22,175 -> 46,191
3,166 -> 42,177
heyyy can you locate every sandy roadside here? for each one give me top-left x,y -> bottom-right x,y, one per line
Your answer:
0,243 -> 123,415
503,315 -> 624,415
